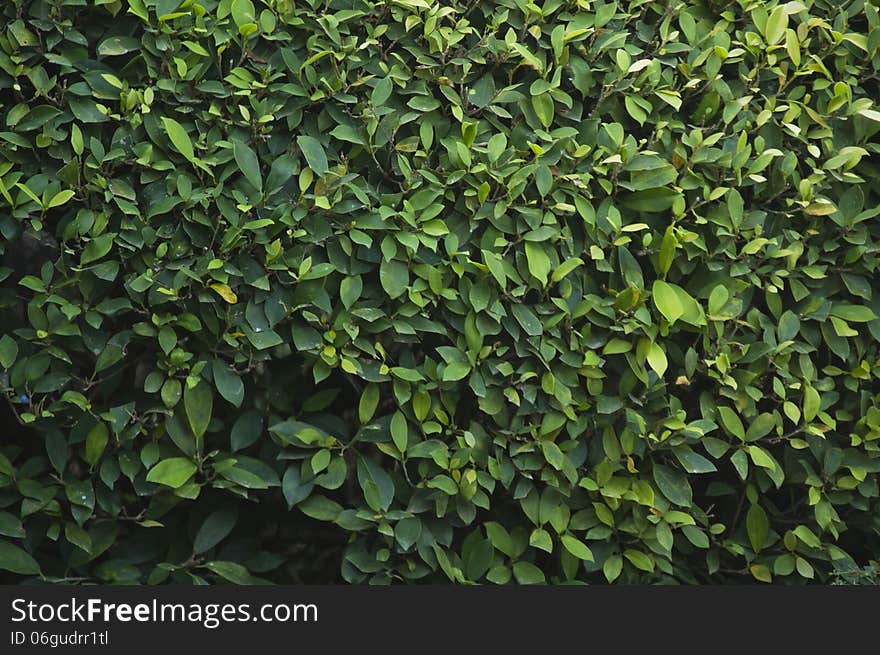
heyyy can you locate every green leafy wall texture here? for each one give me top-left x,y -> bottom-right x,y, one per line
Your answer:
0,0 -> 879,585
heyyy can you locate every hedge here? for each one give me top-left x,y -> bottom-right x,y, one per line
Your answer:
1,0 -> 879,585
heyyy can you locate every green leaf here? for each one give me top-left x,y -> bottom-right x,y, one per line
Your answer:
746,413 -> 776,442
624,549 -> 654,572
646,342 -> 668,377
531,93 -> 555,128
0,512 -> 25,539
184,381 -> 213,443
161,378 -> 182,409
541,440 -> 565,470
395,517 -> 421,550
652,464 -> 692,507
530,528 -> 553,553
796,557 -> 814,579
357,456 -> 394,511
487,133 -> 507,163
718,406 -> 746,441
603,554 -> 623,582
0,540 -> 41,575
658,226 -> 677,275
81,233 -> 115,265
212,360 -> 244,408
463,537 -> 493,582
551,257 -> 584,283
97,36 -> 142,56
709,285 -> 729,315
297,494 -> 342,521
485,522 -> 514,557
778,310 -> 800,341
803,386 -> 820,422
194,506 -> 239,554
747,504 -> 769,553
161,117 -> 195,162
442,361 -> 471,382
362,479 -> 381,512
297,135 -> 329,176
230,0 -> 256,28
232,139 -> 262,192
146,458 -> 197,488
512,560 -> 546,584
652,280 -> 684,323
281,466 -> 312,508
359,384 -> 380,424
204,561 -> 256,584
0,334 -> 18,369
379,259 -> 409,299
621,188 -> 681,212
750,564 -> 772,583
792,525 -> 821,549
47,189 -> 75,209
525,241 -> 551,286
673,448 -> 717,474
829,304 -> 876,322
510,304 -> 542,336
747,445 -> 778,471
84,421 -> 109,466
764,5 -> 788,45
231,411 -> 263,451
560,534 -> 594,561
390,410 -> 409,453
371,77 -> 393,106
340,275 -> 362,309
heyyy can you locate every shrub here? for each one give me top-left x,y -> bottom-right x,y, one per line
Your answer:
1,0 -> 879,585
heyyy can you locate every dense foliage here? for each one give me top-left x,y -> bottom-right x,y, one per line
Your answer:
1,0 -> 879,585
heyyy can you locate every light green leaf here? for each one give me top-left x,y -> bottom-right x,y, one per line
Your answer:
603,554 -> 623,582
646,342 -> 668,377
525,241 -> 551,286
530,528 -> 553,553
161,117 -> 195,162
84,421 -> 109,466
624,549 -> 654,572
803,386 -> 820,422
442,361 -> 471,382
541,440 -> 565,470
146,457 -> 197,488
718,406 -> 746,441
531,93 -> 555,128
652,280 -> 684,323
512,560 -> 546,584
561,534 -> 594,561
298,494 -> 343,521
47,189 -> 75,209
551,257 -> 584,283
358,384 -> 380,424
390,410 -> 409,453
764,6 -> 788,45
